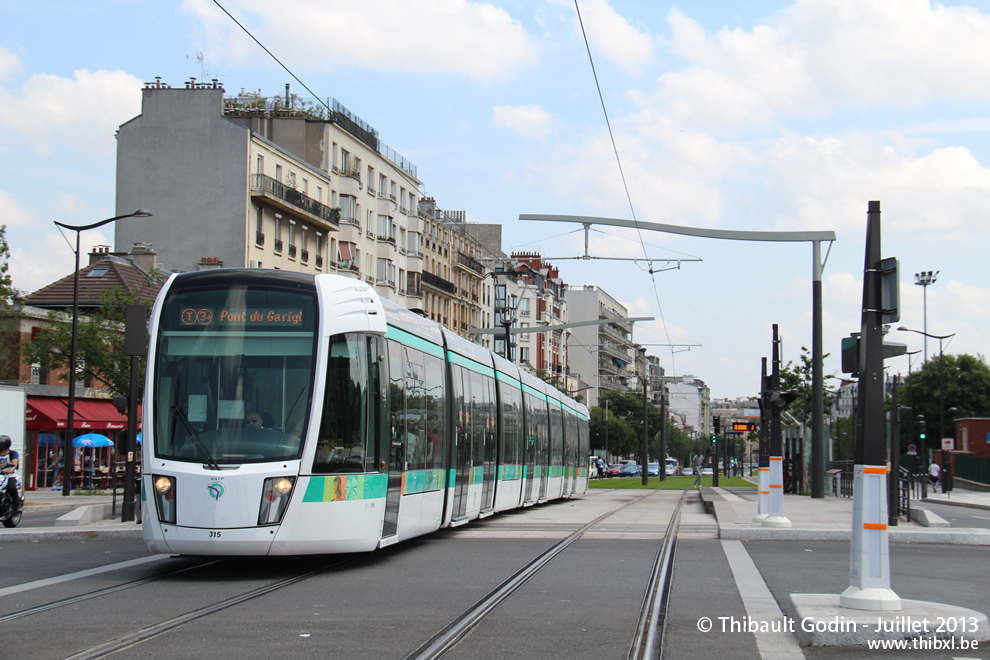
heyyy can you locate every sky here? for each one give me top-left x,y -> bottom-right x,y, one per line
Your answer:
2,0 -> 989,402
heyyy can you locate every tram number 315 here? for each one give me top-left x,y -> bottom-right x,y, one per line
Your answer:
209,531 -> 222,538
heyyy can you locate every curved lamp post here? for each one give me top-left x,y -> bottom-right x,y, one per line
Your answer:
53,209 -> 153,496
897,326 -> 955,445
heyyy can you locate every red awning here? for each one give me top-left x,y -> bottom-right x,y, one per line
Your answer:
339,242 -> 354,260
25,396 -> 141,431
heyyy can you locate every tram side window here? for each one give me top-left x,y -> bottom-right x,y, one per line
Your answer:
312,334 -> 373,474
550,404 -> 564,468
564,411 -> 579,470
524,392 -> 549,466
421,352 -> 445,472
500,385 -> 523,476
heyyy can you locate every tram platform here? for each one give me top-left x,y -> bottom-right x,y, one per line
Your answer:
700,485 -> 990,544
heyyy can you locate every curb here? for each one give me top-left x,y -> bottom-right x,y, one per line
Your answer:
0,526 -> 143,543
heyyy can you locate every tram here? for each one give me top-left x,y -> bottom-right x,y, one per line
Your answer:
142,269 -> 590,555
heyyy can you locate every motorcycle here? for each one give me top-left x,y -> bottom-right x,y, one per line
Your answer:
0,470 -> 22,528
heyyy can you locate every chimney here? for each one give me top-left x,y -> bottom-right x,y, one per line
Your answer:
129,243 -> 158,273
89,245 -> 111,265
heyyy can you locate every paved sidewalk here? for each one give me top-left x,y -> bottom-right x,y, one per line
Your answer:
702,485 -> 990,544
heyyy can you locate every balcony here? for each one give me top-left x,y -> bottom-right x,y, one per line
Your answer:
255,231 -> 265,246
250,174 -> 340,227
315,254 -> 323,268
274,238 -> 283,253
301,249 -> 309,263
421,270 -> 456,295
288,244 -> 297,258
338,259 -> 360,273
455,251 -> 484,275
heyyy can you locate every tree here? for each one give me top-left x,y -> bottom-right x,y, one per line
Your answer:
896,353 -> 990,439
21,287 -> 152,397
0,225 -> 20,381
779,346 -> 834,427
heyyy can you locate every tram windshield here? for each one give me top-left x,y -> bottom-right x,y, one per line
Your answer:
153,283 -> 317,464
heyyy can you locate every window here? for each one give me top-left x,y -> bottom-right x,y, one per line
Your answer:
317,185 -> 323,203
376,258 -> 394,286
518,298 -> 531,317
312,334 -> 381,475
331,142 -> 338,170
275,164 -> 282,184
274,215 -> 283,252
86,267 -> 109,278
302,177 -> 308,195
256,153 -> 263,175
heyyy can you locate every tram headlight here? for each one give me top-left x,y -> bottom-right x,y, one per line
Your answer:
258,476 -> 295,526
152,475 -> 177,525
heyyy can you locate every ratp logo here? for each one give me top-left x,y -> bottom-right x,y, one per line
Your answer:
207,482 -> 225,501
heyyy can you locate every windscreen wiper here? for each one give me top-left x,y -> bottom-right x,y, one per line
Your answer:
170,404 -> 222,470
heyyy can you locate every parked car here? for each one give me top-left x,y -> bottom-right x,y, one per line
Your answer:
619,462 -> 641,477
647,462 -> 660,476
700,467 -> 713,476
681,467 -> 694,476
607,463 -> 623,478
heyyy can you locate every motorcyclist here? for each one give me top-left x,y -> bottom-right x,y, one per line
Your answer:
0,435 -> 23,514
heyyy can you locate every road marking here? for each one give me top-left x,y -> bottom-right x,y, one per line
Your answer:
973,515 -> 990,521
721,539 -> 806,659
0,555 -> 169,598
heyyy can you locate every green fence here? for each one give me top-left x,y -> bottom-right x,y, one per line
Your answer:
955,455 -> 990,485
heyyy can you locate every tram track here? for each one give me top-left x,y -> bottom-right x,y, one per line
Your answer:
62,555 -> 361,660
0,559 -> 223,624
406,487 -> 689,660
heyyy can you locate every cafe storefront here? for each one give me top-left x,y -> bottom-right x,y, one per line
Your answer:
24,396 -> 141,490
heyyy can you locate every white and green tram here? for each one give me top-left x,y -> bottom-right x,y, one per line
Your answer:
143,269 -> 590,556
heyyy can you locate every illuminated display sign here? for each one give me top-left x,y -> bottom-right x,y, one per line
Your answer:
731,422 -> 755,432
180,307 -> 305,327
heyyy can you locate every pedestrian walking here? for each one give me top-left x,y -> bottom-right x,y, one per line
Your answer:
691,450 -> 704,488
929,460 -> 940,488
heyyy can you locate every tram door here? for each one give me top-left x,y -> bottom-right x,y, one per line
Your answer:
451,366 -> 471,521
383,341 -> 405,539
477,371 -> 497,512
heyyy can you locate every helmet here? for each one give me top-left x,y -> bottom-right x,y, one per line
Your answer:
0,435 -> 10,452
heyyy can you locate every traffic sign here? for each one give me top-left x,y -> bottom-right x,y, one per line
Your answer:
907,443 -> 917,456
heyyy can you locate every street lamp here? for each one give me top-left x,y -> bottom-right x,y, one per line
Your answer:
897,326 -> 954,446
913,271 -> 939,362
54,209 -> 152,496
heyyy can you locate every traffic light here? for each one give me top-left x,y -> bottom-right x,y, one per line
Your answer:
713,415 -> 721,434
711,433 -> 717,444
919,421 -> 927,441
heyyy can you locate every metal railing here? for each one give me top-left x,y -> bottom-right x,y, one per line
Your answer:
250,174 -> 340,226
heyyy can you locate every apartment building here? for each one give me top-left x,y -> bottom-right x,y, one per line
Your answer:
565,285 -> 635,408
666,375 -> 712,439
114,79 -> 492,339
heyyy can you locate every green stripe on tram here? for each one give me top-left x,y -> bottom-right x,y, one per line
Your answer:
403,469 -> 444,494
447,351 -> 495,377
385,325 -> 445,358
522,383 -> 547,399
302,474 -> 387,502
495,371 -> 521,389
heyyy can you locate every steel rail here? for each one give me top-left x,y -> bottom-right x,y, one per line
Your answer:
406,491 -> 659,660
628,486 -> 689,660
0,559 -> 222,624
63,556 -> 359,660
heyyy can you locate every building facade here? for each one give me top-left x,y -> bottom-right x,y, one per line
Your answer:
115,79 -> 489,340
565,285 -> 635,408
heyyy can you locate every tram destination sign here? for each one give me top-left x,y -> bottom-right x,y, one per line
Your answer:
731,422 -> 755,432
180,307 -> 306,328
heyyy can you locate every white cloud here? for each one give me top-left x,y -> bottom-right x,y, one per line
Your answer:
183,0 -> 540,83
651,1 -> 990,133
0,47 -> 22,81
492,104 -> 552,138
0,190 -> 34,227
576,0 -> 655,75
0,68 -> 143,156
